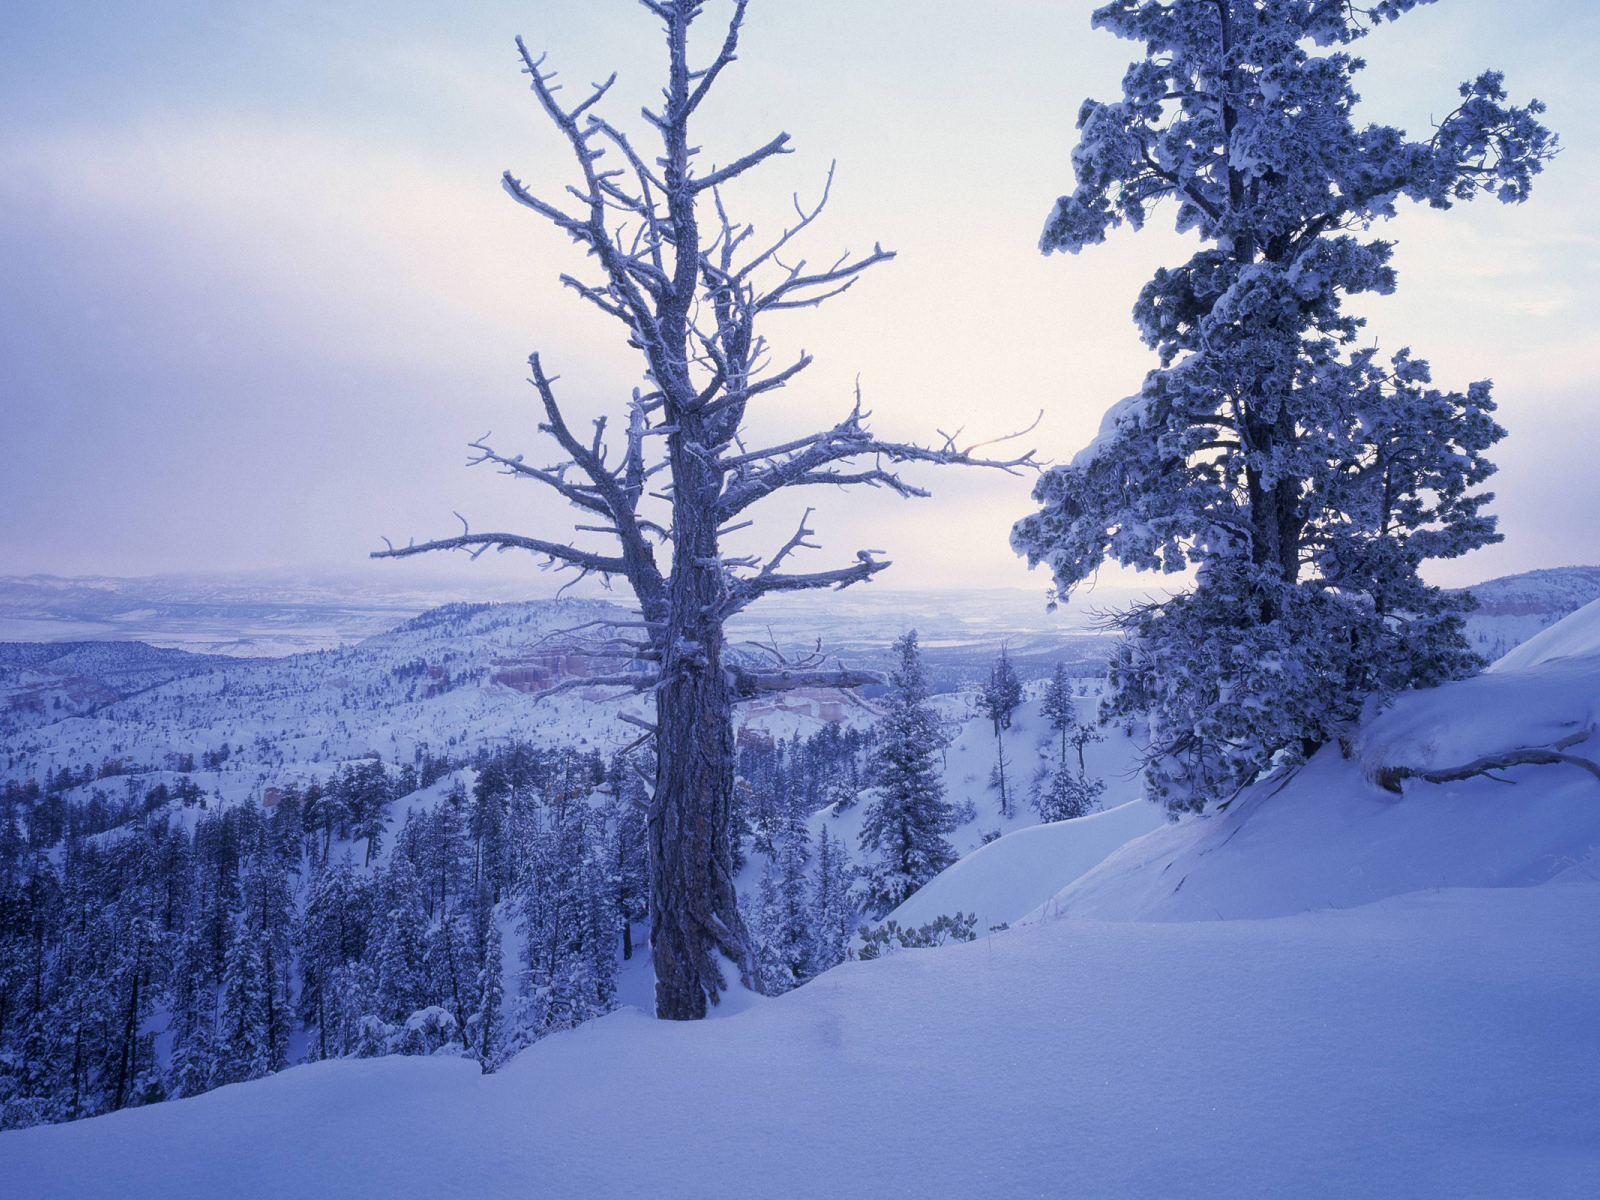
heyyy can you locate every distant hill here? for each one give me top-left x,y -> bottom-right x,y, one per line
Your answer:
0,572 -> 489,656
1454,565 -> 1600,663
1,564 -> 1593,691
0,641 -> 235,736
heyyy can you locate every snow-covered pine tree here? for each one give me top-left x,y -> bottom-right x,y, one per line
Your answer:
1068,712 -> 1105,775
369,856 -> 430,1028
1039,660 -> 1086,770
166,925 -> 217,1097
423,912 -> 472,1040
1035,762 -> 1105,823
345,760 -> 393,867
981,647 -> 1023,735
746,809 -> 815,995
1012,0 -> 1556,810
808,826 -> 857,975
374,0 -> 1033,1020
981,647 -> 1024,817
604,764 -> 649,962
471,759 -> 512,903
471,913 -> 503,1074
215,918 -> 269,1085
860,632 -> 957,916
297,857 -> 371,1061
241,842 -> 293,1076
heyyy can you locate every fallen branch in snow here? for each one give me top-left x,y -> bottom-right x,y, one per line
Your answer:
1374,730 -> 1600,793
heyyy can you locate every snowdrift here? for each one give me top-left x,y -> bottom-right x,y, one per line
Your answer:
885,799 -> 1167,931
1490,595 -> 1600,673
1035,603 -> 1600,925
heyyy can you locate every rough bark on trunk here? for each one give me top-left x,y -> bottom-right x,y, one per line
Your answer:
649,412 -> 755,1018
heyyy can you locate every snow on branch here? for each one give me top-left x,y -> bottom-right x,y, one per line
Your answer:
372,530 -> 626,575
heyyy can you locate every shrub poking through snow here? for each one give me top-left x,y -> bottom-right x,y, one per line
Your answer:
856,913 -> 979,960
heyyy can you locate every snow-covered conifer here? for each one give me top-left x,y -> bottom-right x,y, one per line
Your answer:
981,647 -> 1023,735
1040,663 -> 1076,767
370,857 -> 430,1025
982,648 -> 1024,816
1014,0 -> 1556,809
470,914 -> 503,1074
215,921 -> 270,1085
860,632 -> 956,916
809,826 -> 857,975
1035,764 -> 1105,823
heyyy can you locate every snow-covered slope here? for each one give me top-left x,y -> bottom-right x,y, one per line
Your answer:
1489,596 -> 1600,673
884,799 -> 1167,931
1037,601 -> 1600,925
8,591 -> 1600,1198
0,641 -> 233,735
5,878 -> 1595,1200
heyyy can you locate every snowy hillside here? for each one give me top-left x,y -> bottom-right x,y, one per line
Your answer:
1,599 -> 678,786
0,642 -> 233,737
882,798 -> 1167,931
1457,565 -> 1600,663
1037,601 -> 1600,925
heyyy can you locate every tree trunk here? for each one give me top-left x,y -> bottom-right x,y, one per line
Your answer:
648,416 -> 756,1019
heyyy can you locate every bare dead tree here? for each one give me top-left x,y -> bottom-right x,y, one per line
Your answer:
375,0 -> 1035,1020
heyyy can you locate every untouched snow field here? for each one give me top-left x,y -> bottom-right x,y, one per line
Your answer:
4,881 -> 1596,1199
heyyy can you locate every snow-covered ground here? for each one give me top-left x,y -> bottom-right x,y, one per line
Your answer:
4,881 -> 1594,1198
1043,598 -> 1600,925
884,798 -> 1167,931
8,586 -> 1600,1197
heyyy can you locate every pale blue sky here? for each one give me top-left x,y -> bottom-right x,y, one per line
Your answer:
2,0 -> 1595,595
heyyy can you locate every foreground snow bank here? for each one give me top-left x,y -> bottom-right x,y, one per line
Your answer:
886,799 -> 1167,931
1043,623 -> 1600,924
5,880 -> 1596,1199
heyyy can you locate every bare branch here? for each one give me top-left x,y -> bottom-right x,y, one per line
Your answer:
370,532 -> 626,575
467,437 -> 612,516
759,507 -> 819,576
683,0 -> 749,119
520,672 -> 661,701
723,550 -> 891,619
718,396 -> 1040,519
692,132 -> 793,193
1373,730 -> 1600,792
726,663 -> 886,699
